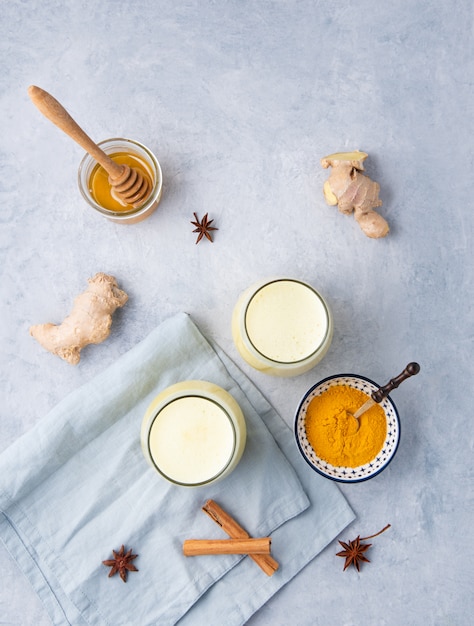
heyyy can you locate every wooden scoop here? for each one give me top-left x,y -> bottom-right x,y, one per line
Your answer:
28,86 -> 151,208
349,362 -> 420,431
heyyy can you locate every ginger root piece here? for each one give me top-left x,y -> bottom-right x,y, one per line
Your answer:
30,273 -> 128,365
321,150 -> 389,238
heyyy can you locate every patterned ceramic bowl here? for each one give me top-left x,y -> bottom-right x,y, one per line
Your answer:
294,374 -> 400,483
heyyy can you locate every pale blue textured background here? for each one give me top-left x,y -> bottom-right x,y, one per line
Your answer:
0,1 -> 472,625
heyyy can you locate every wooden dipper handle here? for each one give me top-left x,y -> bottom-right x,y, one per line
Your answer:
28,85 -> 123,179
372,362 -> 420,403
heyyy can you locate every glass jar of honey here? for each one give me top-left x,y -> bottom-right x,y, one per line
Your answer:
77,137 -> 162,224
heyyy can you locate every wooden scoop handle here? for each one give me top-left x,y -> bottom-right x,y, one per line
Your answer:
28,85 -> 123,179
372,362 -> 420,403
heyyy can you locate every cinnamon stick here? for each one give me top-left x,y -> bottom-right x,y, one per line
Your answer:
202,499 -> 279,576
183,537 -> 271,556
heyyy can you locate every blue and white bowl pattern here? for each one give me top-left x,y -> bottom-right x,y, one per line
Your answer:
295,374 -> 400,483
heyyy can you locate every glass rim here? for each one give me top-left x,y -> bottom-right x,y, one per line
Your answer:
146,394 -> 237,487
243,278 -> 331,365
77,137 -> 162,218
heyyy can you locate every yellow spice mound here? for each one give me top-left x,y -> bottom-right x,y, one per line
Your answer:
305,385 -> 387,468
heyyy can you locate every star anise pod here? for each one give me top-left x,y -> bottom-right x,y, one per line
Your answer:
102,545 -> 138,582
336,524 -> 390,571
191,212 -> 218,243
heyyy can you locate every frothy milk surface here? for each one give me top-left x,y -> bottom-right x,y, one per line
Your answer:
148,396 -> 235,484
245,280 -> 328,363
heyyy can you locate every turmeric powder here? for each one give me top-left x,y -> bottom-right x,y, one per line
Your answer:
305,385 -> 386,467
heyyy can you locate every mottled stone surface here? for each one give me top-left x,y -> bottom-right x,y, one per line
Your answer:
0,1 -> 472,624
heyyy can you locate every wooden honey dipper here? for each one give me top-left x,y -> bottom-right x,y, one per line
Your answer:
28,86 -> 151,208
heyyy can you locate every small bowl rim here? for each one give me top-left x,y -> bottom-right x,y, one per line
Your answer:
294,373 -> 401,483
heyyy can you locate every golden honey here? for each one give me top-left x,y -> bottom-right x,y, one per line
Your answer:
88,152 -> 153,213
78,138 -> 162,224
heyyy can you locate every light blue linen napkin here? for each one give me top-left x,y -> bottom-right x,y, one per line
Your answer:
0,313 -> 354,626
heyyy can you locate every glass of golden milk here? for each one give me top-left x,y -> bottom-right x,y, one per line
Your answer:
232,278 -> 333,376
78,138 -> 162,224
141,381 -> 247,487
